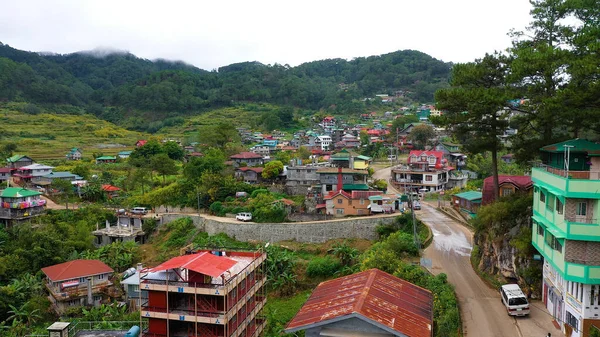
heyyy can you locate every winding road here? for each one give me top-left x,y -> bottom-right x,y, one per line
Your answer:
374,165 -> 562,337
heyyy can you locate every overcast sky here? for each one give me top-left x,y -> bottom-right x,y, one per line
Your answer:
0,0 -> 533,70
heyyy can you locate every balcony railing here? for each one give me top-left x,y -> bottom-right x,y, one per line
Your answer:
1,199 -> 46,209
0,206 -> 45,219
140,302 -> 222,318
535,163 -> 591,179
564,216 -> 598,224
46,282 -> 112,300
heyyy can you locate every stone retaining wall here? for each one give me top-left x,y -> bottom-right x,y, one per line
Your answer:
159,214 -> 398,243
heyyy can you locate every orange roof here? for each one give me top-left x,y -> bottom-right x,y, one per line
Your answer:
148,252 -> 237,278
42,259 -> 114,282
230,152 -> 263,159
286,269 -> 433,337
101,184 -> 121,192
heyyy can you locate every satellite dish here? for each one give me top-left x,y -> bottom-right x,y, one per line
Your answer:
265,242 -> 271,248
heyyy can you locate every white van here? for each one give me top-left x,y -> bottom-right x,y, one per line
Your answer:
236,213 -> 252,222
500,284 -> 530,316
131,207 -> 148,215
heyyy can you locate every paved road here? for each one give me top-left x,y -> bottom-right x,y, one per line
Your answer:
373,166 -> 561,336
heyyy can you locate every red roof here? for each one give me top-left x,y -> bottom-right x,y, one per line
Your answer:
136,140 -> 147,147
42,259 -> 114,282
0,168 -> 11,173
324,190 -> 352,200
101,184 -> 121,192
236,167 -> 263,173
285,269 -> 433,337
482,175 -> 533,205
408,151 -> 444,164
323,116 -> 335,122
230,152 -> 263,159
189,152 -> 204,157
148,252 -> 237,278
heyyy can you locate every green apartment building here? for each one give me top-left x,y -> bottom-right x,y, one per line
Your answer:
531,139 -> 600,337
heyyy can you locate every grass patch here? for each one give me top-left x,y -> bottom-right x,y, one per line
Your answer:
263,290 -> 311,337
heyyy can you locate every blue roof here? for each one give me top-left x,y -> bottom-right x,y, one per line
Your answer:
454,191 -> 482,201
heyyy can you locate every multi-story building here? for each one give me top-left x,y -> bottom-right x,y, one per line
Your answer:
5,154 -> 34,170
41,259 -> 114,314
390,151 -> 450,193
285,165 -> 321,195
316,136 -> 332,151
13,163 -> 54,185
230,152 -> 264,168
140,249 -> 267,337
531,139 -> 600,337
317,167 -> 369,195
0,187 -> 46,226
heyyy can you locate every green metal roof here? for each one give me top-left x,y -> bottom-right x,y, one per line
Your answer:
540,139 -> 600,156
354,155 -> 372,161
6,155 -> 25,163
368,195 -> 383,201
454,191 -> 482,201
43,172 -> 83,180
1,187 -> 42,198
96,156 -> 116,160
342,184 -> 370,191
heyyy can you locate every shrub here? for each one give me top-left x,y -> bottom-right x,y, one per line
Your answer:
385,231 -> 419,257
209,201 -> 224,215
250,189 -> 269,198
23,103 -> 41,115
306,256 -> 342,278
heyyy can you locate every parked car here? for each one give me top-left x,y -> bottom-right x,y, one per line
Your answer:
131,207 -> 148,215
236,212 -> 252,222
500,284 -> 530,316
413,201 -> 421,210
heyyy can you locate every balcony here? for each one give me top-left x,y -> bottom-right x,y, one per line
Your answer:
0,205 -> 45,219
1,199 -> 46,209
46,281 -> 113,301
532,166 -> 600,198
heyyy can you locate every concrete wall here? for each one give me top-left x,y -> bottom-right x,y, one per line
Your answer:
159,213 -> 397,243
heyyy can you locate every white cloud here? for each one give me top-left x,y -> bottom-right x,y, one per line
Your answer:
0,0 -> 532,70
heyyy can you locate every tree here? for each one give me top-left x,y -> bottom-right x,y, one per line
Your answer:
294,146 -> 311,161
197,123 -> 241,149
434,54 -> 512,202
150,153 -> 178,184
163,141 -> 185,161
183,148 -> 225,182
50,179 -> 75,210
262,160 -> 284,179
71,163 -> 91,180
1,143 -> 17,159
81,181 -> 105,202
408,124 -> 436,150
129,140 -> 164,167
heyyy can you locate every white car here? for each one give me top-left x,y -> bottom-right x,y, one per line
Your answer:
236,212 -> 252,222
131,207 -> 148,215
500,284 -> 530,316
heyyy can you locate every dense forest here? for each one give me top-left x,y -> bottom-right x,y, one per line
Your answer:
0,42 -> 450,129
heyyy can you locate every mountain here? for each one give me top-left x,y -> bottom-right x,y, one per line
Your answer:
0,43 -> 451,131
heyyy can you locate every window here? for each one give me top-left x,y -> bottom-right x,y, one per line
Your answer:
360,199 -> 365,205
425,175 -> 433,182
537,223 -> 544,236
79,277 -> 86,283
545,233 -> 562,252
547,195 -> 555,211
577,202 -> 587,216
68,300 -> 79,306
556,199 -> 563,214
336,209 -> 344,215
566,311 -> 579,331
133,285 -> 139,292
421,155 -> 427,161
97,274 -> 104,280
93,295 -> 101,302
337,198 -> 343,204
540,192 -> 546,203
502,188 -> 513,197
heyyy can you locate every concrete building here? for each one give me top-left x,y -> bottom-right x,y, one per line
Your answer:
13,163 -> 54,184
5,154 -> 34,170
317,167 -> 369,195
316,136 -> 332,151
531,139 -> 600,336
0,187 -> 46,226
230,152 -> 264,167
42,260 -> 114,314
390,151 -> 450,193
285,165 -> 321,195
140,249 -> 266,337
92,217 -> 145,247
0,168 -> 10,183
285,269 -> 434,337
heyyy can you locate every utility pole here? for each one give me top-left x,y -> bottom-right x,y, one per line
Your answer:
564,145 -> 574,178
410,192 -> 419,250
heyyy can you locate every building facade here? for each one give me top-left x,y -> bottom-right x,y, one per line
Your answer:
41,259 -> 114,314
285,165 -> 320,195
0,187 -> 46,226
230,152 -> 264,168
531,139 -> 600,337
390,151 -> 450,193
140,249 -> 267,337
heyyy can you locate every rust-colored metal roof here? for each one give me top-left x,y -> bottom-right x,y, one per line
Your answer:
230,152 -> 263,159
148,252 -> 237,278
42,259 -> 114,282
285,269 -> 433,337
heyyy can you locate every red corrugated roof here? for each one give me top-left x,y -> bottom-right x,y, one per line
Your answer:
101,184 -> 121,192
286,269 -> 433,337
236,167 -> 264,173
408,151 -> 444,164
148,252 -> 237,278
482,175 -> 533,205
230,152 -> 263,159
42,259 -> 114,282
0,168 -> 11,173
324,190 -> 352,200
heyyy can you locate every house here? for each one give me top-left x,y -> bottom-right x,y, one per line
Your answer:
434,142 -> 467,169
118,151 -> 132,159
0,168 -> 10,182
330,149 -> 351,168
250,145 -> 271,156
481,175 -> 532,205
101,184 -> 121,199
6,155 -> 34,170
317,167 -> 369,195
42,259 -> 114,314
13,163 -> 55,184
140,249 -> 267,337
501,153 -> 514,164
120,264 -> 146,310
135,140 -> 147,147
285,269 -> 433,337
316,135 -> 332,151
452,191 -> 482,215
32,171 -> 84,187
321,116 -> 336,129
530,139 -> 600,337
398,122 -> 423,136
0,187 -> 46,226
271,198 -> 295,214
66,148 -> 82,160
390,151 -> 451,193
95,156 -> 117,164
230,152 -> 264,167
235,167 -> 264,184
324,190 -> 384,216
340,133 -> 361,148
353,155 -> 372,170
285,165 -> 321,195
